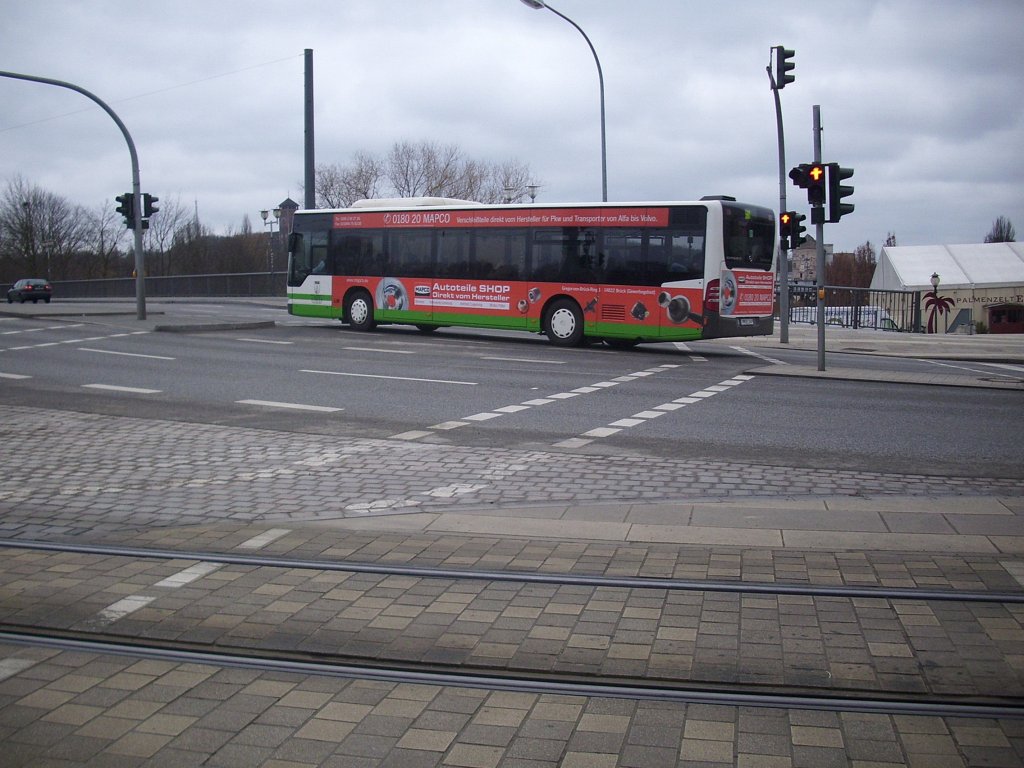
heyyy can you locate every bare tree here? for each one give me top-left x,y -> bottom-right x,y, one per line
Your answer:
0,176 -> 92,281
884,232 -> 897,248
315,141 -> 539,207
984,216 -> 1016,243
143,195 -> 193,276
316,152 -> 385,208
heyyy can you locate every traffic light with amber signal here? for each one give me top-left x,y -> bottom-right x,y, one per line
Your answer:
788,162 -> 827,207
773,46 -> 795,89
827,164 -> 854,222
779,211 -> 807,251
115,192 -> 135,229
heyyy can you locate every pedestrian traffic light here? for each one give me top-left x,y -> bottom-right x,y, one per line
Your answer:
827,164 -> 854,222
143,193 -> 159,219
806,163 -> 826,206
788,163 -> 826,207
773,46 -> 795,89
115,192 -> 135,228
779,211 -> 806,250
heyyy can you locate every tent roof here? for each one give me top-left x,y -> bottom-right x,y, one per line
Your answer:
872,243 -> 1024,290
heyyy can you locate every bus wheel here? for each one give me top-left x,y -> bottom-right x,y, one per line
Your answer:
544,299 -> 584,347
346,291 -> 376,331
415,324 -> 438,334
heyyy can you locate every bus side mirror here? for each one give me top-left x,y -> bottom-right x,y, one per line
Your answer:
288,232 -> 302,253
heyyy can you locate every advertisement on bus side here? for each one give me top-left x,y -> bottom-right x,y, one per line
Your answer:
720,269 -> 775,317
332,276 -> 705,335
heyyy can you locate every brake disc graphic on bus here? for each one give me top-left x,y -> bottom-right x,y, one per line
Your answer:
376,278 -> 407,310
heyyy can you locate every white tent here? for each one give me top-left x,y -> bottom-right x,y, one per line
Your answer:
871,243 -> 1024,291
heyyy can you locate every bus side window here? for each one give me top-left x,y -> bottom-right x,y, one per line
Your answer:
601,229 -> 644,285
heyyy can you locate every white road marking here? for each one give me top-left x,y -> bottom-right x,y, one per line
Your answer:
154,562 -> 221,588
343,346 -> 415,354
303,369 -> 476,385
731,345 -> 788,365
95,595 -> 155,624
0,658 -> 37,682
79,348 -> 175,360
238,338 -> 293,345
240,528 -> 291,549
482,356 -> 565,364
237,399 -> 343,412
83,384 -> 161,394
0,373 -> 31,380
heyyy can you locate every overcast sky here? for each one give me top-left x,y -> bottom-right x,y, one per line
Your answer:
2,1 -> 1022,252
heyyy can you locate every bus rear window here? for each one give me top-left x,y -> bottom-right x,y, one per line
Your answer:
722,203 -> 774,270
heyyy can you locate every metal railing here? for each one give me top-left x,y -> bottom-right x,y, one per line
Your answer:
10,272 -> 289,300
784,285 -> 922,333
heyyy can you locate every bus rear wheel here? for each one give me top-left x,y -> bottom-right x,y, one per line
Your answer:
544,299 -> 584,347
346,291 -> 376,331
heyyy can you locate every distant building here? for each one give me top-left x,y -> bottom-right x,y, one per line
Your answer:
787,236 -> 833,282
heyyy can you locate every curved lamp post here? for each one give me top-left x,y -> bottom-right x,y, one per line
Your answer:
520,0 -> 607,202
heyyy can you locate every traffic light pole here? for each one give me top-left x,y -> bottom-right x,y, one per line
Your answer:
768,63 -> 790,344
813,105 -> 826,372
0,70 -> 147,320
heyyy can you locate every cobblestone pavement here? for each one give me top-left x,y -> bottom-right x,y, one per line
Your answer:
1,405 -> 1022,540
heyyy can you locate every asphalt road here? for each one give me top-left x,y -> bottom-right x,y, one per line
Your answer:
1,304 -> 1021,479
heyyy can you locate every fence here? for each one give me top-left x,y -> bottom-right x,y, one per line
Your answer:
6,272 -> 289,300
784,285 -> 922,333
10,274 -> 924,333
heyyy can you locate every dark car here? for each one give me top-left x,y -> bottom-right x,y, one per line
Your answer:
7,279 -> 53,304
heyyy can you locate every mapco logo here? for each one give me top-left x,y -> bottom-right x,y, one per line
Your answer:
415,285 -> 431,297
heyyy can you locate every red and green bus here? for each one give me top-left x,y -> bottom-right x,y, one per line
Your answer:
286,196 -> 776,347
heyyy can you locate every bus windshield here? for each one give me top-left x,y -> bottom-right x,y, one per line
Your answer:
722,202 -> 775,271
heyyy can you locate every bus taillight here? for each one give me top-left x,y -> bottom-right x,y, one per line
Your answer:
705,279 -> 720,313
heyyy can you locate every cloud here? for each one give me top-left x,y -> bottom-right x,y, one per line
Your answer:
1,0 -> 1022,250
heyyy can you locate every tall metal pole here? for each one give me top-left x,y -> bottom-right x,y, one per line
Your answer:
1,70 -> 147,319
521,1 -> 607,202
813,105 -> 826,371
304,49 -> 315,211
768,64 -> 790,344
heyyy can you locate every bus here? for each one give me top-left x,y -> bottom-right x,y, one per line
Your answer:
286,196 -> 777,347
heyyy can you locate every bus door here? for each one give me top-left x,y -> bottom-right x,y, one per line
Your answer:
377,229 -> 434,325
648,229 -> 705,339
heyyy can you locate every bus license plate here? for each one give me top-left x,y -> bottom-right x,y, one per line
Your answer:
739,318 -> 755,327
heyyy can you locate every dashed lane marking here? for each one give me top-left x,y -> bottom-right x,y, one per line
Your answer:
731,345 -> 788,365
240,529 -> 291,549
237,399 -> 343,413
78,347 -> 175,360
303,369 -> 476,385
83,384 -> 162,394
388,364 -> 681,442
553,374 -> 754,448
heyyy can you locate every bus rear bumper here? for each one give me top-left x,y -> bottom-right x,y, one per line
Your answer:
702,313 -> 774,339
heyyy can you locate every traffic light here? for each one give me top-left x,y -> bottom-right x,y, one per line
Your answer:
788,163 -> 827,207
143,193 -> 159,219
806,163 -> 826,206
773,46 -> 795,89
779,211 -> 806,251
115,192 -> 135,228
827,164 -> 854,222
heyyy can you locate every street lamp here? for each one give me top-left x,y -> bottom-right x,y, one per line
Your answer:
260,208 -> 281,272
527,184 -> 540,203
930,272 -> 940,292
520,0 -> 607,202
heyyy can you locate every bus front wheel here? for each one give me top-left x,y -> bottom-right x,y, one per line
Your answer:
544,299 -> 584,347
346,291 -> 376,331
